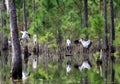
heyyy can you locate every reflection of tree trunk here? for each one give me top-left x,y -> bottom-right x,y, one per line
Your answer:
9,0 -> 22,80
110,0 -> 115,83
103,0 -> 108,84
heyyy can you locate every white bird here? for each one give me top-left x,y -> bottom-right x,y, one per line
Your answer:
66,39 -> 71,47
20,31 -> 30,43
79,39 -> 91,48
8,40 -> 11,46
20,31 -> 30,41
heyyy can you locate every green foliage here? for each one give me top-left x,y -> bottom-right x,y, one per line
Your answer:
38,32 -> 54,43
90,15 -> 104,38
88,70 -> 104,84
114,64 -> 120,84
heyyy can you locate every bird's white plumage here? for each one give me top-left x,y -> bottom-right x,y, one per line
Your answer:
79,39 -> 91,48
66,39 -> 71,47
21,31 -> 29,40
22,72 -> 29,80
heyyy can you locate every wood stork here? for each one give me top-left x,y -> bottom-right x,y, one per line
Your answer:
20,31 -> 30,40
22,71 -> 30,80
79,38 -> 92,49
66,38 -> 72,54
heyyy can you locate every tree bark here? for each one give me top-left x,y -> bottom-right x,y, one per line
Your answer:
1,36 -> 8,67
23,0 -> 27,31
9,0 -> 22,80
110,0 -> 115,84
103,0 -> 109,84
1,0 -> 8,82
84,0 -> 88,28
83,0 -> 88,84
1,0 -> 7,68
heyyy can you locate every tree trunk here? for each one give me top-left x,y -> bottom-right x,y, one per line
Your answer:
83,0 -> 88,84
23,0 -> 27,31
1,0 -> 7,68
110,0 -> 115,84
9,0 -> 22,80
1,0 -> 8,82
1,36 -> 8,68
84,0 -> 88,28
57,29 -> 63,76
103,0 -> 109,84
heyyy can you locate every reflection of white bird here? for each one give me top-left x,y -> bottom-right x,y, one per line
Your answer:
33,57 -> 37,69
66,64 -> 71,73
74,61 -> 92,71
79,39 -> 91,48
99,49 -> 103,76
66,61 -> 71,75
79,61 -> 91,71
100,49 -> 102,59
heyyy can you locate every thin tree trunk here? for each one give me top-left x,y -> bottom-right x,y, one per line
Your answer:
23,0 -> 27,31
1,0 -> 8,81
56,0 -> 63,76
103,0 -> 108,84
84,0 -> 88,28
110,0 -> 115,84
9,0 -> 22,80
83,0 -> 88,84
1,0 -> 7,68
1,36 -> 8,68
57,29 -> 63,76
1,0 -> 8,82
